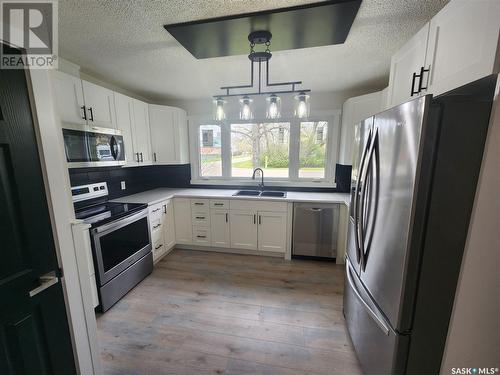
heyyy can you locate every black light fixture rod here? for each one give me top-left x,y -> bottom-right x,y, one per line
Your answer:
220,60 -> 254,90
266,59 -> 303,87
213,88 -> 311,98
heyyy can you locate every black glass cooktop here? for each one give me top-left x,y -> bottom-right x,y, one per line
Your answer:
75,202 -> 147,227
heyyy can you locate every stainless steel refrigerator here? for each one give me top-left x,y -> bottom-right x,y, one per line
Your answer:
344,75 -> 497,375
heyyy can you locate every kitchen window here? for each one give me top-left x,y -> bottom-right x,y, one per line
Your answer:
191,113 -> 340,187
231,122 -> 290,178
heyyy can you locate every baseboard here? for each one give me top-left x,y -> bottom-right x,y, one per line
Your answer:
174,244 -> 285,258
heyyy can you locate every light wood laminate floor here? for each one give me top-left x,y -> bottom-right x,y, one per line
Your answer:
97,249 -> 362,375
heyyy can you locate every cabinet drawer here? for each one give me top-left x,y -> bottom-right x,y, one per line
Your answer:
191,199 -> 210,213
192,212 -> 210,227
149,202 -> 163,221
193,228 -> 211,245
210,200 -> 229,209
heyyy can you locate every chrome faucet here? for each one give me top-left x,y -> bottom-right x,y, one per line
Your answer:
252,168 -> 264,190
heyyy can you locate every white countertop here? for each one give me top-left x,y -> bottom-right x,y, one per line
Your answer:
111,188 -> 350,206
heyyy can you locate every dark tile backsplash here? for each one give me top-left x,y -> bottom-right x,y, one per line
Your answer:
68,163 -> 351,200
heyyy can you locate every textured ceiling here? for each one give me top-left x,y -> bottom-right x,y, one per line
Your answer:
58,0 -> 448,102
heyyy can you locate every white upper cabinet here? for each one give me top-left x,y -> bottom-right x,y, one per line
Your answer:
51,71 -> 86,125
386,24 -> 430,108
149,105 -> 189,165
425,0 -> 500,96
386,0 -> 500,106
132,99 -> 152,164
81,80 -> 117,129
340,91 -> 384,165
114,92 -> 138,166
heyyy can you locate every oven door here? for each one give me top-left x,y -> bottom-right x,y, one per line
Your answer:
62,125 -> 125,168
91,209 -> 151,285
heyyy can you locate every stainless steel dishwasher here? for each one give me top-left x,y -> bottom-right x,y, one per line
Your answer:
293,203 -> 340,259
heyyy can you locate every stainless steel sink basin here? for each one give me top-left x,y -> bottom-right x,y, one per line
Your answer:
260,191 -> 287,198
233,190 -> 261,196
233,190 -> 286,198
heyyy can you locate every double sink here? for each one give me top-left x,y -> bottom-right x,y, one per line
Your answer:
233,190 -> 287,198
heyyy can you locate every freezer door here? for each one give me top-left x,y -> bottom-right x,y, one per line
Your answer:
347,117 -> 374,274
344,259 -> 409,375
358,96 -> 429,331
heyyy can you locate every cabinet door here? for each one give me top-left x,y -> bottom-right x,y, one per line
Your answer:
386,23 -> 429,108
114,92 -> 138,165
175,108 -> 190,164
211,210 -> 230,248
163,200 -> 176,250
425,0 -> 500,96
51,71 -> 86,125
149,105 -> 177,164
230,210 -> 257,250
132,99 -> 152,164
257,211 -> 287,253
81,80 -> 116,129
173,198 -> 192,244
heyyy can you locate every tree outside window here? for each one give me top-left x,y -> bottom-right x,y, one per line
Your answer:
299,121 -> 328,179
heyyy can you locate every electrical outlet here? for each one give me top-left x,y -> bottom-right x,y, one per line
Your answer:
121,181 -> 126,190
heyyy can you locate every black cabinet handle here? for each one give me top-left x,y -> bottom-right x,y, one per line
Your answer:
153,152 -> 157,162
197,235 -> 206,239
163,205 -> 167,214
195,216 -> 205,220
214,203 -> 224,206
258,215 -> 262,225
418,66 -> 430,92
194,202 -> 204,206
140,152 -> 143,162
411,72 -> 419,97
135,152 -> 140,162
253,214 -> 256,224
88,107 -> 94,121
155,244 -> 163,250
225,213 -> 228,223
81,105 -> 87,120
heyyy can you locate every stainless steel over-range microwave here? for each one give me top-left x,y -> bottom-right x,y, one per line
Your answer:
62,124 -> 125,168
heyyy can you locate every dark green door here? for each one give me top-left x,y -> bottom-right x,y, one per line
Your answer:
0,45 -> 77,375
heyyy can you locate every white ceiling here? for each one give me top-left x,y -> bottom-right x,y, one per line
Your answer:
59,0 -> 448,102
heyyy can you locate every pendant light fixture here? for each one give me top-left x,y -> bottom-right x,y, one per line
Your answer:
266,94 -> 281,119
239,95 -> 253,120
213,30 -> 311,119
213,97 -> 226,121
294,92 -> 310,118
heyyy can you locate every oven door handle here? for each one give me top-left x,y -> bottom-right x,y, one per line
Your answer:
93,209 -> 148,234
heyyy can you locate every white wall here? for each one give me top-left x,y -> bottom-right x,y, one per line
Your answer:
440,82 -> 500,373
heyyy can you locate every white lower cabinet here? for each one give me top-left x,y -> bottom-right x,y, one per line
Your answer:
149,199 -> 176,263
257,211 -> 287,253
230,210 -> 258,250
173,198 -> 192,244
210,210 -> 230,248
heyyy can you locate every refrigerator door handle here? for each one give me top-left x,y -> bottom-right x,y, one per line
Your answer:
353,128 -> 372,264
358,129 -> 379,270
346,260 -> 390,336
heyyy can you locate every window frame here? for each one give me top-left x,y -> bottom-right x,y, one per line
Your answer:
189,111 -> 341,188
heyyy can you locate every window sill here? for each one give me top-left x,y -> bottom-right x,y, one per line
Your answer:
190,179 -> 336,189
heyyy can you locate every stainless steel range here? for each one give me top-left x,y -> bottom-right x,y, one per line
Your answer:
72,182 -> 152,312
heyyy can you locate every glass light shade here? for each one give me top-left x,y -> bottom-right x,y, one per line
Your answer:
239,96 -> 254,120
213,97 -> 226,121
266,94 -> 281,119
294,92 -> 310,118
